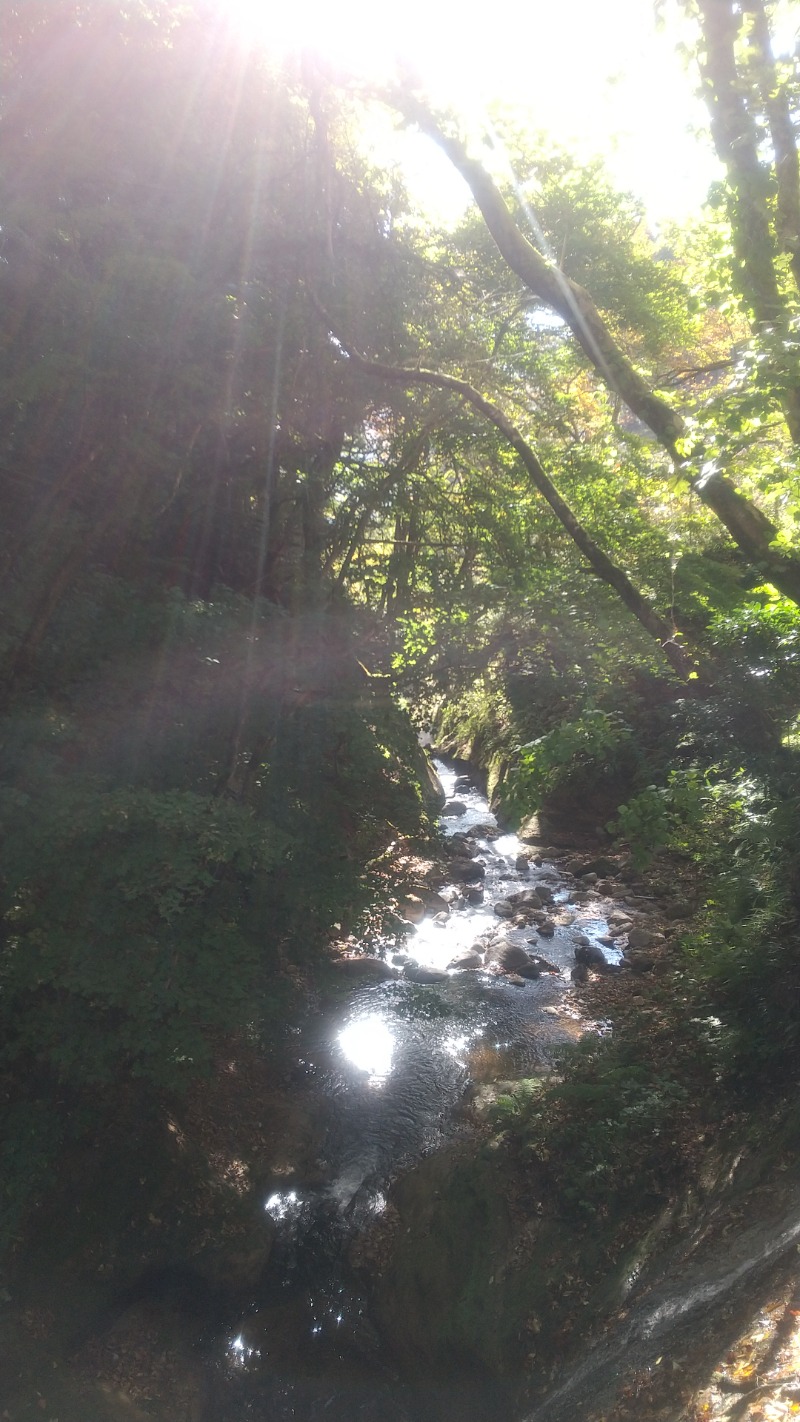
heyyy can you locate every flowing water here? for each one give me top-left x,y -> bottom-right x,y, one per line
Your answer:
207,760 -> 605,1419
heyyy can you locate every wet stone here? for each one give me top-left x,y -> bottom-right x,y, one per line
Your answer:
403,965 -> 448,984
447,949 -> 484,970
333,956 -> 397,980
449,859 -> 486,881
515,889 -> 543,908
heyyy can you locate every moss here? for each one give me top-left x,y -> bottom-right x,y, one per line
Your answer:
372,1144 -> 654,1397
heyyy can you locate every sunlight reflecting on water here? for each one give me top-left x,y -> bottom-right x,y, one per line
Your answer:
408,912 -> 483,970
338,1015 -> 395,1082
264,1188 -> 303,1221
442,1030 -> 477,1065
494,833 -> 521,856
227,1332 -> 261,1367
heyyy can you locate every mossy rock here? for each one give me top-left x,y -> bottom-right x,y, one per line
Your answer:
370,1144 -> 656,1396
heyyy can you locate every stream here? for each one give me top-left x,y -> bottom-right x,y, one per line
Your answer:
207,759 -> 613,1420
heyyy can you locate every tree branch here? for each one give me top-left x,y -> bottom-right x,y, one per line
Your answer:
312,295 -> 696,679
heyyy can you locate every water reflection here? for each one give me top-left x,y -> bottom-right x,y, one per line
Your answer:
227,1332 -> 261,1367
442,1029 -> 479,1065
338,1014 -> 395,1083
494,833 -> 521,856
265,1188 -> 304,1221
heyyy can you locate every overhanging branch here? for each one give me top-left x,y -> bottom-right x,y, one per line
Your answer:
312,294 -> 696,680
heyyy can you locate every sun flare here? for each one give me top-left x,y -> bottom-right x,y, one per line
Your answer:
218,0 -> 407,79
209,0 -> 721,223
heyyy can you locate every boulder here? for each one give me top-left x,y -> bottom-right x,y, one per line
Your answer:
417,888 -> 451,914
535,884 -> 556,904
486,938 -> 523,968
608,915 -> 634,935
623,951 -> 656,974
399,895 -> 426,924
489,940 -> 541,977
333,956 -> 397,980
493,899 -> 515,918
573,938 -> 607,970
515,889 -> 543,909
514,854 -> 531,872
417,751 -> 446,813
448,950 -> 484,970
450,859 -> 486,882
538,918 -> 556,937
443,800 -> 467,817
196,1224 -> 276,1290
627,926 -> 661,949
465,886 -> 485,904
404,965 -> 448,984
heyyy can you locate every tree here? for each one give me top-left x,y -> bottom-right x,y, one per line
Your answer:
377,87 -> 800,602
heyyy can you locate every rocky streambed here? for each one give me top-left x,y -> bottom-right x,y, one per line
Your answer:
172,763 -> 691,1416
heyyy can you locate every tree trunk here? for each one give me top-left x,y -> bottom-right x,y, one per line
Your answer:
694,0 -> 800,440
744,0 -> 800,295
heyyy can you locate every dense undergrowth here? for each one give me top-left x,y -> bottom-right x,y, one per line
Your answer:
0,585 -> 436,1255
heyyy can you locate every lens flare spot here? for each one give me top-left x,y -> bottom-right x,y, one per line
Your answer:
338,1015 -> 395,1082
